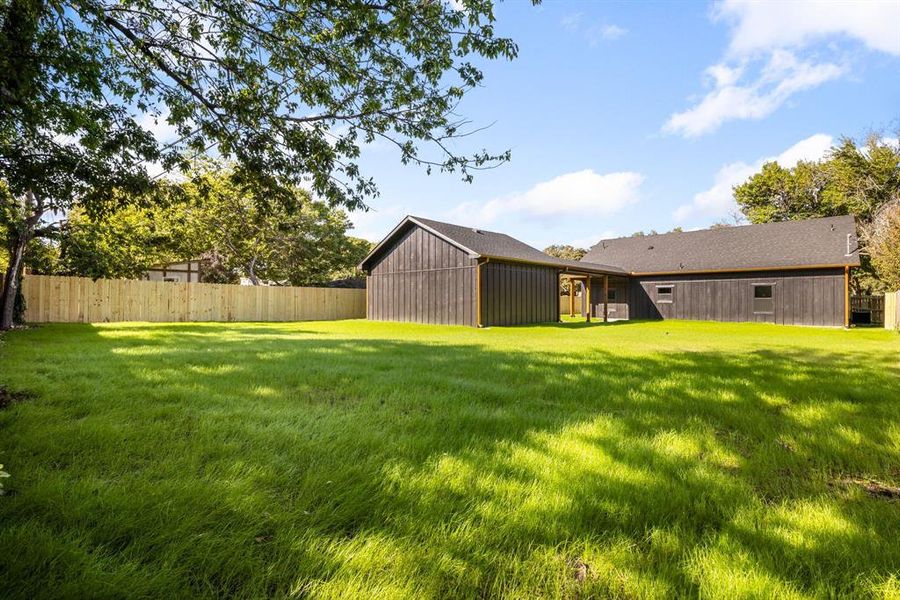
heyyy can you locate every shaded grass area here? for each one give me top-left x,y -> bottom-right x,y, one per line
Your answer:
1,319 -> 899,598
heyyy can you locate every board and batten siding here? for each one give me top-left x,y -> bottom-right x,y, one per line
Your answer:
628,268 -> 847,327
366,224 -> 478,326
583,275 -> 630,320
480,261 -> 559,327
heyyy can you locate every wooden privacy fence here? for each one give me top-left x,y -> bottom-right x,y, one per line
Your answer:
14,275 -> 366,323
886,291 -> 899,331
850,294 -> 885,325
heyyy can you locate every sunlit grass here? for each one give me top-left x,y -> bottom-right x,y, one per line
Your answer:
1,319 -> 899,598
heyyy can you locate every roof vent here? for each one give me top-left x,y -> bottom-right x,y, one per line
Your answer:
472,228 -> 483,235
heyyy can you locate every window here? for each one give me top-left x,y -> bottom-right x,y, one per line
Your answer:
752,283 -> 774,314
607,288 -> 617,302
656,285 -> 674,303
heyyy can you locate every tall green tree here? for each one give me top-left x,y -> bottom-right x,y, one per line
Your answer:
0,0 -> 520,328
543,244 -> 587,261
734,134 -> 900,292
58,205 -> 180,280
178,167 -> 372,286
867,199 -> 900,291
56,166 -> 373,286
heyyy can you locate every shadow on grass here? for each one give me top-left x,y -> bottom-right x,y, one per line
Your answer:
0,323 -> 898,598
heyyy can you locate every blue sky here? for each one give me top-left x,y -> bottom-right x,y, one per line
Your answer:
348,0 -> 900,250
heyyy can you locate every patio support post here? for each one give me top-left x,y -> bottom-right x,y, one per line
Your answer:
585,278 -> 592,323
603,275 -> 609,323
569,277 -> 575,317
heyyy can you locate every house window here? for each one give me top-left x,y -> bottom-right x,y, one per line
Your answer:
607,288 -> 617,302
656,285 -> 674,303
752,283 -> 774,314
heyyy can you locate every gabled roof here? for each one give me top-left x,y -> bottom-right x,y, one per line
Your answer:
360,216 -> 626,275
581,215 -> 860,274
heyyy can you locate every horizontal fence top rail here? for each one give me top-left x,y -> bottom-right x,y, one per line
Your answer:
19,274 -> 366,324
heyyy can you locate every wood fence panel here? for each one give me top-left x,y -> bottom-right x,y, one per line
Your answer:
886,291 -> 899,331
16,275 -> 366,323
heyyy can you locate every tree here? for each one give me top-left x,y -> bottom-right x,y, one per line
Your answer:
866,199 -> 900,291
734,134 -> 900,292
629,227 -> 684,237
179,167 -> 372,286
543,244 -> 587,261
0,0 -> 520,328
55,166 -> 375,286
57,205 -> 180,280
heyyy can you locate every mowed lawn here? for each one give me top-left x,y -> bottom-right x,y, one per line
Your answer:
1,320 -> 899,599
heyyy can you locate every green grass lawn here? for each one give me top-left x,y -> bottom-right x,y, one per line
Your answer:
1,319 -> 899,599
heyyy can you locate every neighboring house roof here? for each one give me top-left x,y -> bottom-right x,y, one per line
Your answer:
360,216 -> 626,275
582,215 -> 860,274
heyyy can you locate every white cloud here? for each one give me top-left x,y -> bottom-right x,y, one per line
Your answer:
664,0 -> 900,136
561,13 -> 627,46
674,133 -> 833,223
137,111 -> 180,145
450,169 -> 643,224
570,231 -> 617,250
664,51 -> 844,137
715,0 -> 900,57
596,24 -> 628,42
349,205 -> 405,242
560,12 -> 583,31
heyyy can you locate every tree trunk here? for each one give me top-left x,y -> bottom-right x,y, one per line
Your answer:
0,191 -> 41,330
1,233 -> 29,330
246,256 -> 261,285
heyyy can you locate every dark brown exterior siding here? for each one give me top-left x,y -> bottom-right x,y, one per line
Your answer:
367,224 -> 477,326
583,275 -> 630,320
627,268 -> 846,327
481,261 -> 559,326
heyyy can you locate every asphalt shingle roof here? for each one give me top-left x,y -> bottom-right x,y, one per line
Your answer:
411,217 -> 627,274
581,215 -> 860,273
361,216 -> 625,274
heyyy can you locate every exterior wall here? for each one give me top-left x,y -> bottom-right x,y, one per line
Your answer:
481,261 -> 559,327
628,268 -> 847,327
146,260 -> 204,283
583,276 -> 630,320
367,224 -> 478,326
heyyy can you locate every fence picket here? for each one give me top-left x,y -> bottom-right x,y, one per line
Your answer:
15,275 -> 365,323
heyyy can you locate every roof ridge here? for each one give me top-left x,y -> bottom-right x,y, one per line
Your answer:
592,214 -> 855,246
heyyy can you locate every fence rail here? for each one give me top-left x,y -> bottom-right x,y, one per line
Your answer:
9,275 -> 366,323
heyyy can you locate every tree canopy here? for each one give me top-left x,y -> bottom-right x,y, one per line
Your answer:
52,166 -> 373,286
734,134 -> 900,292
543,244 -> 587,261
0,0 -> 521,327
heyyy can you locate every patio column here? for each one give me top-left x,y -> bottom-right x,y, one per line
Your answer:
569,277 -> 575,317
585,278 -> 592,323
603,275 -> 609,323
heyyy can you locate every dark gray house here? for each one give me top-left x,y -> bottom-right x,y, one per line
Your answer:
582,215 -> 859,327
360,215 -> 860,328
359,216 -> 624,327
